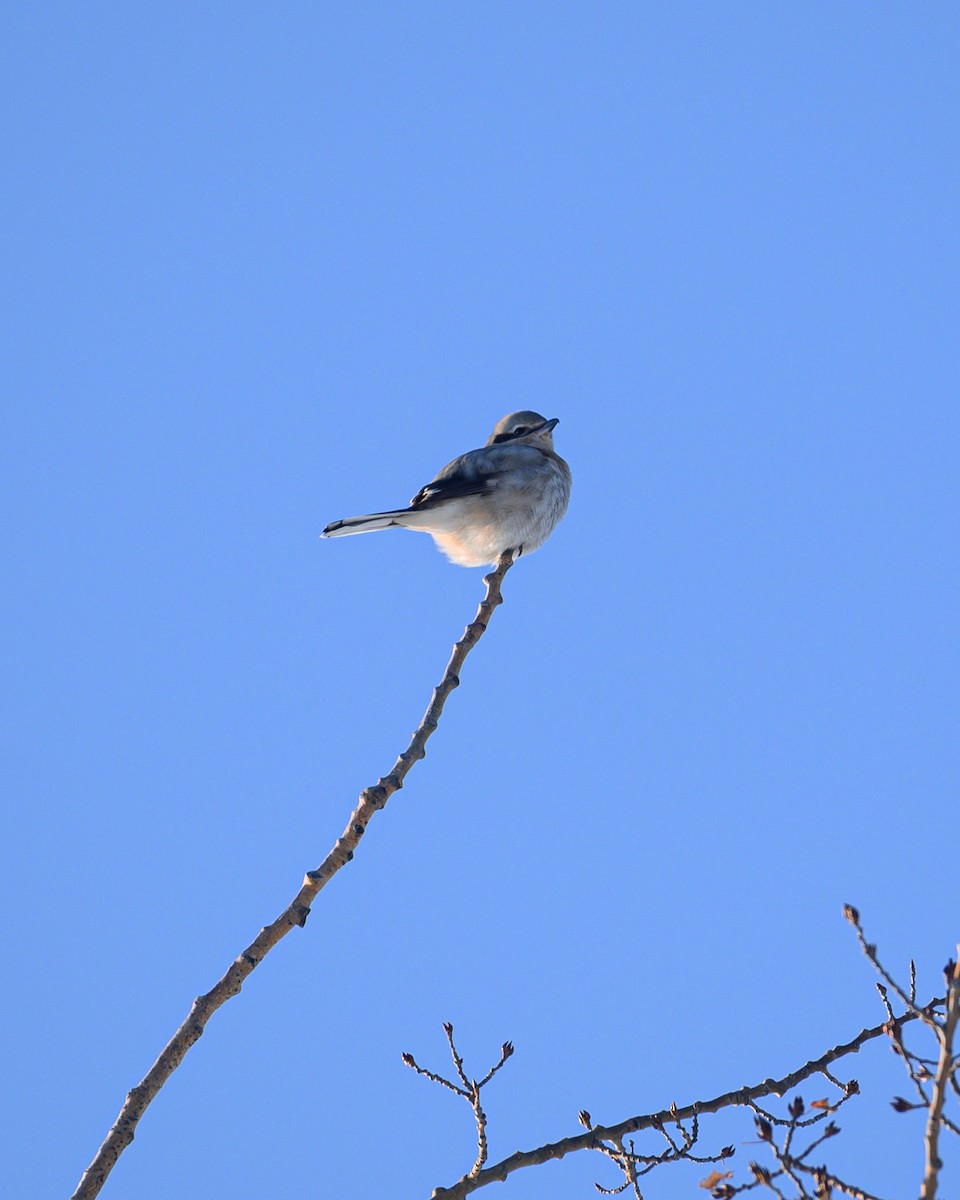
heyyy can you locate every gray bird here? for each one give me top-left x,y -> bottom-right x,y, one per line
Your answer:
322,411 -> 571,567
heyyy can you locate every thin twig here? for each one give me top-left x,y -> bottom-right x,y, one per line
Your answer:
445,1021 -> 473,1091
71,552 -> 516,1200
477,1042 -> 515,1089
468,1089 -> 489,1180
801,1167 -> 889,1200
405,1025 -> 515,1183
842,906 -> 933,1027
402,1052 -> 469,1098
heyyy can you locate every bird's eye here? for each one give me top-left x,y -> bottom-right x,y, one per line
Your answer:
513,426 -> 528,436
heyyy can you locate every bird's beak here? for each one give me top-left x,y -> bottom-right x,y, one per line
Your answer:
539,418 -> 559,434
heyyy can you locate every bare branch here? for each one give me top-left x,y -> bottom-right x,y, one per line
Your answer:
842,905 -> 935,1028
406,1024 -> 516,1183
800,1168 -> 888,1200
920,952 -> 960,1200
444,1021 -> 473,1092
402,1051 -> 470,1099
428,1007 -> 936,1199
477,1041 -> 515,1089
469,1090 -> 489,1181
71,552 -> 516,1200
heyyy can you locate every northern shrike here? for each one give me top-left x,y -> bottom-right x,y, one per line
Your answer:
322,411 -> 571,567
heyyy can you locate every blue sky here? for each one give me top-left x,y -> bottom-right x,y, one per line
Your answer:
2,4 -> 958,1198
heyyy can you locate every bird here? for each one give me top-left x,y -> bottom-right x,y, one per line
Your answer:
322,411 -> 571,567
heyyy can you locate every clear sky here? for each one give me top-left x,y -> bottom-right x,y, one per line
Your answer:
2,5 -> 958,1198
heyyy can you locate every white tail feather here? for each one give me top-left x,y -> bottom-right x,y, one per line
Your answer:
322,510 -> 409,538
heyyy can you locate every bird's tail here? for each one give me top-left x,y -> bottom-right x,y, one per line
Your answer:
322,509 -> 412,538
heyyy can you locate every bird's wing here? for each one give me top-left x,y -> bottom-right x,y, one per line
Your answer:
409,444 -> 544,509
409,471 -> 499,509
408,448 -> 498,508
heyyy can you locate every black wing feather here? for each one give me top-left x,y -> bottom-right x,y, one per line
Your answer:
409,472 -> 500,509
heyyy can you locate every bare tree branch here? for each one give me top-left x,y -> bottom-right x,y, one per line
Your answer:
920,953 -> 960,1200
844,907 -> 960,1199
404,1025 -> 516,1181
427,1008 -> 935,1199
71,552 -> 516,1200
843,905 -> 938,1030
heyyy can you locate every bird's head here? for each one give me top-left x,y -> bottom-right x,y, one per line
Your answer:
486,410 -> 559,449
